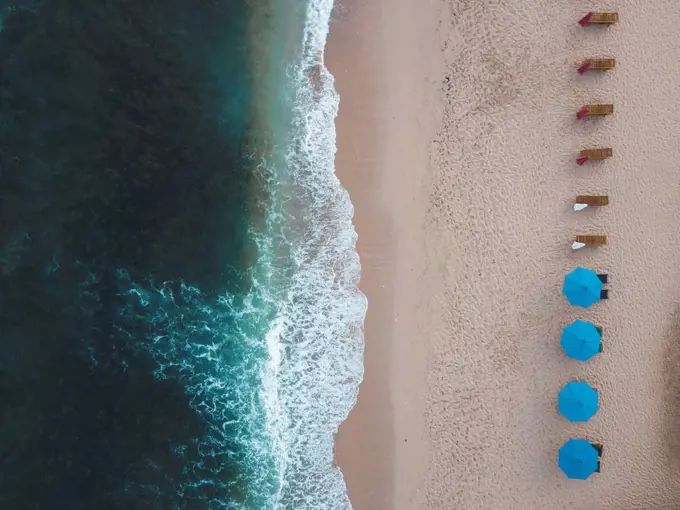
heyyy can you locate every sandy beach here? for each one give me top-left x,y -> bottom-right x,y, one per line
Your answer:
329,1 -> 680,509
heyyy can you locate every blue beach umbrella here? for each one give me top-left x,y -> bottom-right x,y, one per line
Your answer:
563,267 -> 603,308
558,438 -> 599,480
558,381 -> 599,422
561,320 -> 601,361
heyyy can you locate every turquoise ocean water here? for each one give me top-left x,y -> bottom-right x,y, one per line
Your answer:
0,1 -> 365,509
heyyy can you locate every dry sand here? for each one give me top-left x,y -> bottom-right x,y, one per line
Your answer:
329,0 -> 680,509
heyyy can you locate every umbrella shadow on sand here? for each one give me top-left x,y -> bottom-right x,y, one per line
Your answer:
661,307 -> 680,464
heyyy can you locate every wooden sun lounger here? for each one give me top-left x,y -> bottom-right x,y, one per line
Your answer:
584,104 -> 613,116
586,13 -> 618,25
575,235 -> 607,246
584,59 -> 616,71
576,104 -> 614,120
578,59 -> 616,73
575,195 -> 609,206
580,148 -> 612,160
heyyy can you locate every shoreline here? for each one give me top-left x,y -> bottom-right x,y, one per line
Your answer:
326,3 -> 397,508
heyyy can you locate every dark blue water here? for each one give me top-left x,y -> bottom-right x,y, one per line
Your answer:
0,1 -> 264,508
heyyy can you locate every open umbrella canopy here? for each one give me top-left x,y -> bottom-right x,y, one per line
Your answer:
563,267 -> 603,308
561,320 -> 601,361
558,381 -> 599,422
558,438 -> 599,479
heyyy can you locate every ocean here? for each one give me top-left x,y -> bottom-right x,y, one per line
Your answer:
0,1 -> 366,509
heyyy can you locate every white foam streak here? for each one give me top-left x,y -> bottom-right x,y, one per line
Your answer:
256,0 -> 367,508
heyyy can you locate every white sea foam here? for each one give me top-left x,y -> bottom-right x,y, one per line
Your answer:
255,0 -> 367,508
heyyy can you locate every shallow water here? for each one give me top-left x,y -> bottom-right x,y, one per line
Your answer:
0,1 -> 364,509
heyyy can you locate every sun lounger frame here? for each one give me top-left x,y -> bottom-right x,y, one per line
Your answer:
582,59 -> 616,71
583,104 -> 613,116
575,195 -> 609,206
588,13 -> 618,25
575,235 -> 607,246
580,148 -> 612,160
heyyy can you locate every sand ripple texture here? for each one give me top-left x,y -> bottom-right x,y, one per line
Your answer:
419,0 -> 680,509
